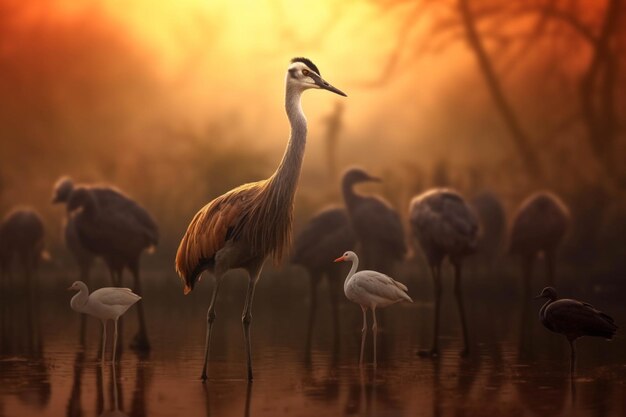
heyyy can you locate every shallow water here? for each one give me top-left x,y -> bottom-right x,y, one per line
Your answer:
1,266 -> 625,417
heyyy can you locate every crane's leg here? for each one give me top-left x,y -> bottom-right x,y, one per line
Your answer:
453,262 -> 470,357
78,263 -> 90,347
372,307 -> 378,367
129,261 -> 150,351
327,272 -> 341,357
419,264 -> 442,357
242,269 -> 261,382
359,306 -> 368,365
305,274 -> 320,357
569,338 -> 576,376
101,320 -> 107,365
112,319 -> 119,364
519,254 -> 534,356
201,275 -> 223,381
546,249 -> 556,287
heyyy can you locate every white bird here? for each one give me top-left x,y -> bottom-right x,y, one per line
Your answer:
334,251 -> 412,366
68,280 -> 141,364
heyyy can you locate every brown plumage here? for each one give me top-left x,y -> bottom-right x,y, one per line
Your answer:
175,57 -> 346,381
0,207 -> 46,282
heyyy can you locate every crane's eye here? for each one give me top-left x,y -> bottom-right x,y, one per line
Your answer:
302,69 -> 309,76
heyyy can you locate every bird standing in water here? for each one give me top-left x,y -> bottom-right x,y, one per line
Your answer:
175,57 -> 346,381
536,287 -> 617,375
68,280 -> 141,364
335,251 -> 412,366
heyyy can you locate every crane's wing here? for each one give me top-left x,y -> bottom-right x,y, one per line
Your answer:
351,197 -> 407,256
91,287 -> 141,306
351,271 -> 412,303
175,181 -> 264,293
291,207 -> 357,267
410,190 -> 478,253
93,187 -> 159,246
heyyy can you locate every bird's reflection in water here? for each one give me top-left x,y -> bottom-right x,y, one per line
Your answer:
301,349 -> 340,404
203,381 -> 252,417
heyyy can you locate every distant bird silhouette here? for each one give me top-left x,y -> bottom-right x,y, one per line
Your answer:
53,177 -> 96,283
175,57 -> 346,381
0,207 -> 46,283
510,191 -> 570,287
69,280 -> 141,364
536,287 -> 617,374
291,206 -> 356,353
335,251 -> 412,366
471,191 -> 506,270
409,189 -> 479,356
64,180 -> 158,350
342,167 -> 407,274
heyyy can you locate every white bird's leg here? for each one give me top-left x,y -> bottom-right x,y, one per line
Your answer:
201,275 -> 223,381
112,319 -> 119,364
101,320 -> 107,365
242,269 -> 260,382
453,262 -> 470,357
360,306 -> 367,366
372,306 -> 378,368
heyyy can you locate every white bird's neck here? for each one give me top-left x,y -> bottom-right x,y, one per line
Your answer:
268,83 -> 307,198
70,287 -> 89,312
344,257 -> 359,293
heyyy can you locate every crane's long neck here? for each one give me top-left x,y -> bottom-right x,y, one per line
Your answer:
70,287 -> 89,313
342,179 -> 360,211
344,257 -> 359,293
267,84 -> 307,200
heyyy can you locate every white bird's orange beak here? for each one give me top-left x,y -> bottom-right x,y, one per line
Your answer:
66,286 -> 74,291
334,256 -> 345,263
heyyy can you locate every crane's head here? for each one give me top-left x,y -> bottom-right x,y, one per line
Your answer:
287,57 -> 346,97
52,176 -> 75,204
342,167 -> 381,187
535,286 -> 558,301
334,250 -> 357,263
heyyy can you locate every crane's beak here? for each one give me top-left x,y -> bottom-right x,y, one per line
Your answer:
67,286 -> 74,291
534,293 -> 545,299
310,73 -> 347,97
333,256 -> 345,263
368,176 -> 382,182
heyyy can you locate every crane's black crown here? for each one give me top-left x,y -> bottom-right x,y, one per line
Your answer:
291,57 -> 320,76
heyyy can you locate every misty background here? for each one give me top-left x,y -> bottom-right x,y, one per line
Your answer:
1,0 -> 625,286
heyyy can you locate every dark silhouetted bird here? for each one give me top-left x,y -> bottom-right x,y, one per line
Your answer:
53,177 -> 96,283
65,182 -> 158,350
341,167 -> 406,274
175,57 -> 346,381
291,206 -> 356,353
0,207 -> 46,284
536,287 -> 617,374
510,191 -> 569,294
409,188 -> 478,356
